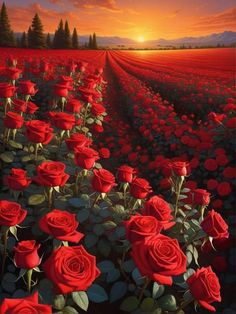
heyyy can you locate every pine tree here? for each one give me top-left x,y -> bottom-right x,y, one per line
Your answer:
72,27 -> 79,49
64,20 -> 72,49
20,31 -> 27,48
27,27 -> 33,47
16,37 -> 21,48
92,33 -> 98,49
29,14 -> 45,49
0,2 -> 15,47
88,34 -> 93,49
53,19 -> 65,49
46,33 -> 51,48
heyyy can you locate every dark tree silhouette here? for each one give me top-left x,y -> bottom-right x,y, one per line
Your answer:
92,33 -> 98,49
72,27 -> 79,49
0,2 -> 15,47
28,14 -> 45,49
53,19 -> 65,49
88,34 -> 93,49
64,20 -> 72,49
46,33 -> 51,48
20,31 -> 28,48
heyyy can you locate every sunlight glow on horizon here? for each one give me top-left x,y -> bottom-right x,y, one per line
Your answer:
137,36 -> 145,42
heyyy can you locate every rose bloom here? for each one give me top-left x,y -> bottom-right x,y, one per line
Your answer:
204,159 -> 218,172
26,101 -> 39,115
187,267 -> 221,312
43,245 -> 100,294
0,291 -> 52,314
4,168 -> 31,191
117,165 -> 135,183
18,80 -> 38,95
99,147 -> 110,159
92,124 -> 104,133
92,168 -> 116,193
13,99 -> 27,113
39,209 -> 84,243
53,84 -> 69,97
130,177 -> 152,199
131,234 -> 186,285
91,103 -> 106,116
14,240 -> 41,269
169,161 -> 189,176
65,133 -> 92,151
217,182 -> 232,197
66,98 -> 83,113
4,111 -> 24,129
4,67 -> 22,80
34,161 -> 69,187
25,120 -> 54,144
124,215 -> 162,243
201,210 -> 229,239
192,189 -> 211,206
0,82 -> 16,98
74,146 -> 99,170
0,200 -> 27,226
49,112 -> 76,130
142,195 -> 175,230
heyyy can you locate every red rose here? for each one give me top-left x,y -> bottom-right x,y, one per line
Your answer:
201,210 -> 229,239
117,165 -> 135,183
65,133 -> 92,151
59,75 -> 73,88
130,177 -> 152,199
226,117 -> 236,128
124,215 -> 162,243
4,67 -> 22,80
40,60 -> 49,72
66,98 -> 83,113
49,112 -> 76,130
39,209 -> 84,243
204,159 -> 218,171
43,245 -> 100,294
26,101 -> 39,115
169,161 -> 189,176
53,84 -> 69,97
217,182 -> 232,196
0,291 -> 52,314
4,111 -> 24,129
4,168 -> 31,191
91,103 -> 106,116
25,120 -> 54,144
13,99 -> 27,113
14,240 -> 41,269
0,82 -> 16,98
192,189 -> 211,206
207,179 -> 218,190
92,124 -> 104,133
215,154 -> 228,166
223,167 -> 236,179
142,195 -> 175,230
92,168 -> 116,193
187,267 -> 221,312
74,146 -> 99,170
34,161 -> 69,187
99,147 -> 110,159
131,234 -> 186,285
0,200 -> 27,226
18,80 -> 38,95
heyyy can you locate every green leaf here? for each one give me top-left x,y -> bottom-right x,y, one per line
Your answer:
102,221 -> 117,231
183,268 -> 195,281
186,251 -> 193,266
106,268 -> 120,283
140,297 -> 155,312
97,238 -> 111,257
87,284 -> 108,303
110,281 -> 128,303
123,259 -> 136,273
8,140 -> 23,149
0,151 -> 14,163
28,194 -> 45,206
97,260 -> 115,273
120,296 -> 139,312
9,226 -> 18,240
93,224 -> 104,236
53,294 -> 66,310
86,118 -> 94,124
63,306 -> 79,314
132,268 -> 145,285
152,282 -> 165,299
84,233 -> 98,248
72,291 -> 89,312
69,198 -> 89,208
157,294 -> 177,311
77,209 -> 90,223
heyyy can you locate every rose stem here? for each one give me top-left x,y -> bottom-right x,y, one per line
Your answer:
91,193 -> 100,209
176,298 -> 194,312
182,229 -> 201,250
174,176 -> 185,218
48,187 -> 54,209
123,183 -> 128,208
26,269 -> 33,292
138,277 -> 151,302
1,227 -> 9,277
83,103 -> 90,127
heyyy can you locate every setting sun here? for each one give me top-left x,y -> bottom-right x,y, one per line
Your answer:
137,36 -> 145,43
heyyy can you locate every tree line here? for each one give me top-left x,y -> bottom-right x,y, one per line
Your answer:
0,2 -> 98,49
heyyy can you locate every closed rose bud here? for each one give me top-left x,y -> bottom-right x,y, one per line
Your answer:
117,165 -> 135,183
74,146 -> 99,170
4,168 -> 31,191
92,169 -> 116,193
65,133 -> 92,151
66,98 -> 83,113
130,177 -> 152,199
18,80 -> 37,95
14,240 -> 41,269
201,210 -> 229,239
192,189 -> 210,206
4,111 -> 24,129
0,82 -> 16,98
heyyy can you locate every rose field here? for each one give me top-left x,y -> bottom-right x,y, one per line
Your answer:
0,47 -> 235,314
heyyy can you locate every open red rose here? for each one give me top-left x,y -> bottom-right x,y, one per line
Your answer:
117,165 -> 135,183
14,240 -> 41,269
0,200 -> 27,226
187,267 -> 221,312
142,195 -> 175,230
4,111 -> 24,129
43,245 -> 100,294
91,103 -> 106,116
130,177 -> 152,199
124,215 -> 162,243
192,189 -> 211,206
49,111 -> 76,130
0,291 -> 52,314
92,168 -> 116,193
99,147 -> 110,159
66,98 -> 83,113
169,161 -> 189,176
74,146 -> 99,169
34,161 -> 69,187
65,132 -> 92,151
25,120 -> 54,144
4,67 -> 22,80
4,168 -> 31,191
201,210 -> 229,239
131,234 -> 186,285
18,80 -> 38,95
39,209 -> 84,243
0,82 -> 16,98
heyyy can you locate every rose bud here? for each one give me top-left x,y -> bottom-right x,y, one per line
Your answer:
117,165 -> 135,183
4,67 -> 22,80
49,112 -> 76,130
53,84 -> 69,97
99,147 -> 110,159
25,120 -> 54,145
0,200 -> 27,226
169,161 -> 189,176
39,209 -> 84,243
4,111 -> 24,129
74,146 -> 99,170
4,168 -> 31,191
142,195 -> 175,230
65,133 -> 92,151
14,240 -> 41,269
13,99 -> 27,113
201,210 -> 229,239
187,267 -> 221,312
91,103 -> 106,116
124,215 -> 162,243
0,82 -> 16,98
0,291 -> 52,313
192,189 -> 211,206
26,101 -> 39,115
130,177 -> 152,199
92,169 -> 116,193
18,80 -> 38,95
65,98 -> 83,113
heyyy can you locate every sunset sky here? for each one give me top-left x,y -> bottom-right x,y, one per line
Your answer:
4,0 -> 236,41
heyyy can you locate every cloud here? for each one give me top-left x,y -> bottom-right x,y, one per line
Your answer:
47,0 -> 121,12
162,9 -> 181,19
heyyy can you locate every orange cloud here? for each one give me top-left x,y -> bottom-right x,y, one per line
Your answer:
48,0 -> 121,12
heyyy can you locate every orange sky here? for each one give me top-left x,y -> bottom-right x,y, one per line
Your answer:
5,0 -> 236,40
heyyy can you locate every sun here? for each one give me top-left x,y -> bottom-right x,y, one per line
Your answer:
137,36 -> 145,43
